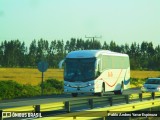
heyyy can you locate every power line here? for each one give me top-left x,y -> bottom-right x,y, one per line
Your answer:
85,35 -> 102,41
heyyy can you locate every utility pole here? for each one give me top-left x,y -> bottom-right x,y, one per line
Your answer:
85,35 -> 102,49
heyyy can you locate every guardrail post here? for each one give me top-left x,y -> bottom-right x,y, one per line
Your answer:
139,93 -> 143,101
101,116 -> 105,120
151,92 -> 155,99
34,105 -> 40,113
109,97 -> 112,106
88,99 -> 93,109
65,101 -> 70,113
0,110 -> 3,120
125,95 -> 129,104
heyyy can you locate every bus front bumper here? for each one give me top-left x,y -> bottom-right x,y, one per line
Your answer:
64,86 -> 95,93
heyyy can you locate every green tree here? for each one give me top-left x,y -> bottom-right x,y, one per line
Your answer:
102,41 -> 109,50
92,39 -> 101,49
36,38 -> 49,63
76,38 -> 84,50
155,45 -> 160,70
109,41 -> 116,51
140,42 -> 148,69
28,40 -> 37,67
129,42 -> 141,69
2,40 -> 26,67
47,40 -> 57,67
65,40 -> 70,53
18,41 -> 27,67
69,38 -> 76,51
0,42 -> 4,66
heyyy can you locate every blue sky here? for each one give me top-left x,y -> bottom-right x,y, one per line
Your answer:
0,0 -> 160,47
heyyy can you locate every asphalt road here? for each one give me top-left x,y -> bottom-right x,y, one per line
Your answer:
0,87 -> 141,109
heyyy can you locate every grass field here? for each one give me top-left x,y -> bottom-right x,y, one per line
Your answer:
0,68 -> 63,85
0,68 -> 160,85
131,71 -> 160,79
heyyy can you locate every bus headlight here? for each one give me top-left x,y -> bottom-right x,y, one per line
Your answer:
90,88 -> 94,91
88,83 -> 93,86
88,83 -> 92,86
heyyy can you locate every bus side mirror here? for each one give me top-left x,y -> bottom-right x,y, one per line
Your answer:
59,59 -> 65,69
95,59 -> 101,78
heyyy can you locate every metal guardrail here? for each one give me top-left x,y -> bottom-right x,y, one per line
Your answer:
64,92 -> 160,113
1,92 -> 160,119
43,99 -> 160,120
0,102 -> 64,119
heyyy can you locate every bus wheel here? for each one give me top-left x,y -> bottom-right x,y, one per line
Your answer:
114,83 -> 124,95
72,93 -> 78,97
98,85 -> 105,97
119,83 -> 124,94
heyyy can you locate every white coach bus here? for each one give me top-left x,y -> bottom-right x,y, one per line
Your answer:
59,50 -> 130,97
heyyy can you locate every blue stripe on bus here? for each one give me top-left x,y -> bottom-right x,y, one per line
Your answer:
124,69 -> 130,85
124,79 -> 130,85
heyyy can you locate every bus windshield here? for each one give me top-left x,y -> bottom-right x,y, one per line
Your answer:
65,58 -> 96,82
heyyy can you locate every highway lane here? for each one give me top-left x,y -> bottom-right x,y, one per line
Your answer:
0,87 -> 141,109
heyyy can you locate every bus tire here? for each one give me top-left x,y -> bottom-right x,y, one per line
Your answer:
114,83 -> 124,95
98,84 -> 105,97
72,93 -> 78,97
119,82 -> 124,94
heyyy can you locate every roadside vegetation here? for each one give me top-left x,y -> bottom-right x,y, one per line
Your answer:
0,68 -> 160,100
130,78 -> 146,88
0,77 -> 148,100
0,79 -> 63,100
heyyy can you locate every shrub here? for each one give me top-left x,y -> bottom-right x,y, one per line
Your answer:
130,78 -> 146,87
41,79 -> 63,94
0,80 -> 22,99
0,79 -> 63,100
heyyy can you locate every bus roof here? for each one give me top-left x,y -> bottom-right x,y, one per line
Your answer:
66,50 -> 128,58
